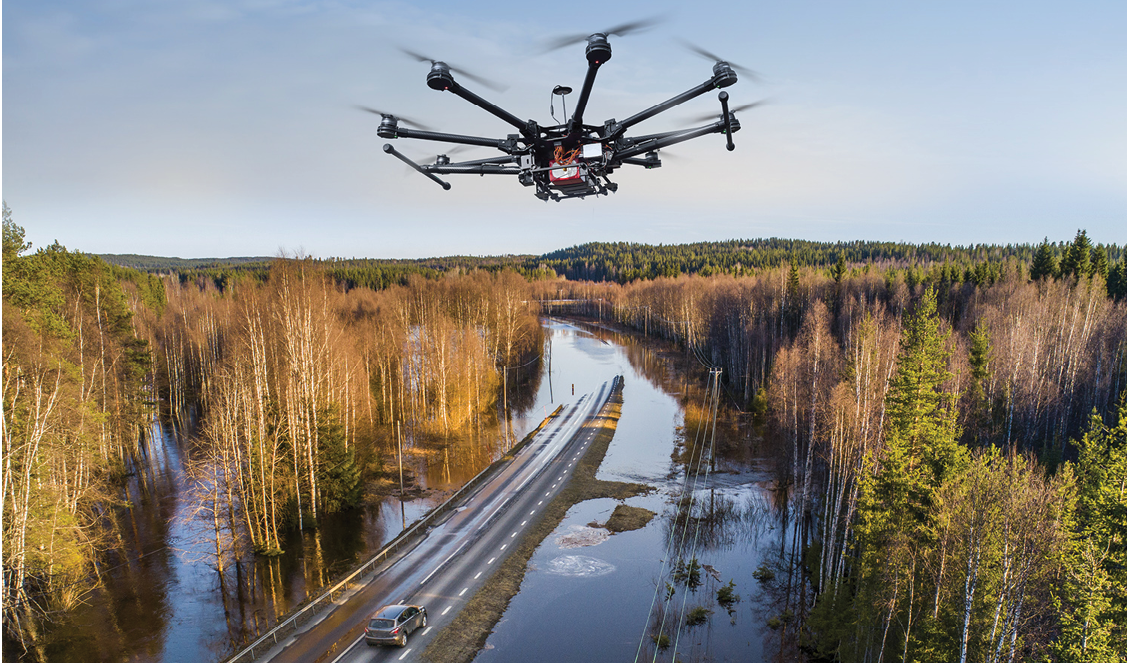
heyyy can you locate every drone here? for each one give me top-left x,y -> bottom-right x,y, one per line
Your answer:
366,22 -> 761,201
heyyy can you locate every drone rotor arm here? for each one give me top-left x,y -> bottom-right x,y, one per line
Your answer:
438,155 -> 519,168
443,81 -> 533,138
422,164 -> 520,175
383,144 -> 451,190
568,56 -> 604,133
392,126 -> 511,151
610,77 -> 724,138
613,120 -> 733,161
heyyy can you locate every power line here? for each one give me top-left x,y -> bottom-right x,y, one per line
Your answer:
634,368 -> 723,663
669,368 -> 722,658
633,368 -> 716,663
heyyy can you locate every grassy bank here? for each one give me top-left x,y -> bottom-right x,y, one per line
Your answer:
422,382 -> 649,663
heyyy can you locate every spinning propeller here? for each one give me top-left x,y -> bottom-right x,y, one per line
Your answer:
356,106 -> 433,131
683,100 -> 768,124
540,17 -> 663,52
398,47 -> 508,92
679,40 -> 762,82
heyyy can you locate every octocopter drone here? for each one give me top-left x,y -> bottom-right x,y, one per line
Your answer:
365,21 -> 761,201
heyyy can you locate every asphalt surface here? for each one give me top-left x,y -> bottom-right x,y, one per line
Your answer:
261,379 -> 615,663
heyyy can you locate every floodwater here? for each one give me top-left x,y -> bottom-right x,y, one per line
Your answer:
24,369 -> 546,663
15,318 -> 794,663
477,320 -> 795,663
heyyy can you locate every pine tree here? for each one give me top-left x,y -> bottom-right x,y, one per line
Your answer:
1108,262 -> 1126,301
831,253 -> 847,284
850,288 -> 966,662
1030,238 -> 1058,281
966,319 -> 993,445
1058,401 -> 1127,660
1060,230 -> 1093,281
881,287 -> 964,517
1092,248 -> 1110,282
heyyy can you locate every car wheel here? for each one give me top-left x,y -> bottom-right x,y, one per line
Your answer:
400,632 -> 408,648
422,614 -> 428,628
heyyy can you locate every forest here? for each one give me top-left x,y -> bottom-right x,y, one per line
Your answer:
4,206 -> 1126,662
535,233 -> 1126,662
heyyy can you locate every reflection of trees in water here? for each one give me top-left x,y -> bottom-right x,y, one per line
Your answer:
567,317 -> 807,659
505,344 -> 545,415
661,489 -> 772,553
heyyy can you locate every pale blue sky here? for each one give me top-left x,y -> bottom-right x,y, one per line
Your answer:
4,0 -> 1125,258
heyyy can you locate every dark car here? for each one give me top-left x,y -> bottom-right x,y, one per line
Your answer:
364,604 -> 427,647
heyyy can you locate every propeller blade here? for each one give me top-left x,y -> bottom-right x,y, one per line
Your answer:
398,47 -> 434,64
446,65 -> 509,93
541,33 -> 590,53
603,17 -> 663,38
446,145 -> 477,156
541,15 -> 665,53
682,100 -> 768,124
397,46 -> 508,92
356,106 -> 435,131
678,39 -> 762,81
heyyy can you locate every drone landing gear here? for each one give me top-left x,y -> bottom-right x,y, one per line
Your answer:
383,144 -> 451,190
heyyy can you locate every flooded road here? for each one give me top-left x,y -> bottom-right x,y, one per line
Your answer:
478,320 -> 792,663
19,317 -> 791,663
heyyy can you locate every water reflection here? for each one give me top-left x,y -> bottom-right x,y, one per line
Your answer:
478,319 -> 804,663
24,350 -> 545,663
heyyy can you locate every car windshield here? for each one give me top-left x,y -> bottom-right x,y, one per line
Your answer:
368,619 -> 395,630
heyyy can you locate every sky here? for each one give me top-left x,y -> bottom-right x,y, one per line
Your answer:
3,0 -> 1125,259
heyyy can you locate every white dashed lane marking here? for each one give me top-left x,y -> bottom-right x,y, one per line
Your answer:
488,557 -> 496,564
474,572 -> 482,580
442,606 -> 452,615
459,587 -> 468,596
399,648 -> 412,660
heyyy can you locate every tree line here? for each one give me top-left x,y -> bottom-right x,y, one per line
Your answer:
539,235 -> 1125,290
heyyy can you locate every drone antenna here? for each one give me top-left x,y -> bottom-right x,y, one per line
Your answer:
551,85 -> 572,125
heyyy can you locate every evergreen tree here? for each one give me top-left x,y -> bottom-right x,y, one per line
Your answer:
316,408 -> 362,513
1060,230 -> 1094,281
785,255 -> 802,333
1031,238 -> 1058,281
1058,401 -> 1127,660
1092,248 -> 1110,282
966,319 -> 993,445
1108,262 -> 1126,301
831,253 -> 847,284
849,288 -> 966,661
881,287 -> 964,514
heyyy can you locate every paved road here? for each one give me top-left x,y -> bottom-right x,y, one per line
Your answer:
263,378 -> 617,663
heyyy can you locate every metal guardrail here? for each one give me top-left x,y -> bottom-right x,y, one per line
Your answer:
223,405 -> 564,663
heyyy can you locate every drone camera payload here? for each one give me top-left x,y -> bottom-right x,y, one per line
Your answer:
367,25 -> 761,201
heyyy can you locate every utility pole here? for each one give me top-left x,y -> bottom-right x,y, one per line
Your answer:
503,365 -> 509,449
396,420 -> 405,529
